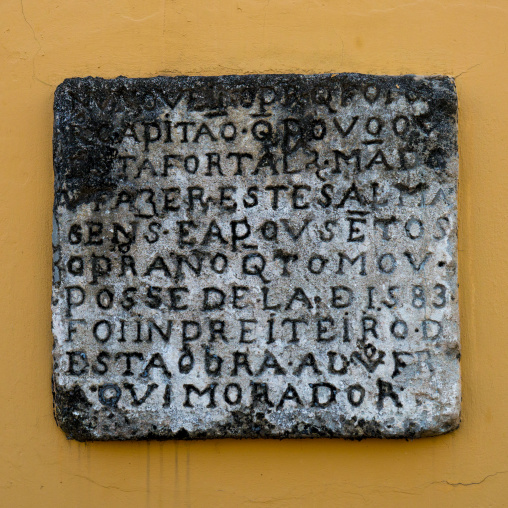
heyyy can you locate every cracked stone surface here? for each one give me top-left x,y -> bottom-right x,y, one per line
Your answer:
52,73 -> 460,441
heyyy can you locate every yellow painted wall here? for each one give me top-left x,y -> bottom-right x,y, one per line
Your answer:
1,0 -> 507,506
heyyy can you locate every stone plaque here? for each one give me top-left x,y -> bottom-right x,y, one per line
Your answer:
52,74 -> 460,440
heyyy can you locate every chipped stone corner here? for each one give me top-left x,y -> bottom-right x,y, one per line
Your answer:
52,379 -> 96,441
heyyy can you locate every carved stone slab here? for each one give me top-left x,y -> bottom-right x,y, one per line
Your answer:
52,74 -> 460,440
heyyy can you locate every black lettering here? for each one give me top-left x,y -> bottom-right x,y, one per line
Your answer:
205,153 -> 224,176
115,352 -> 144,375
66,351 -> 88,375
281,318 -> 308,343
285,287 -> 313,310
328,352 -> 349,374
376,379 -> 402,409
166,286 -> 189,313
92,351 -> 110,375
143,122 -> 161,151
228,152 -> 253,175
294,352 -> 322,375
123,383 -> 158,406
256,350 -> 286,375
331,286 -> 352,308
65,286 -> 85,317
239,319 -> 257,343
338,252 -> 366,275
224,383 -> 242,405
250,382 -> 274,407
91,255 -> 111,284
140,353 -> 171,379
144,256 -> 171,277
209,320 -> 229,343
311,383 -> 337,408
317,318 -> 335,342
177,220 -> 198,247
202,287 -> 226,311
183,383 -> 217,408
277,384 -> 303,409
232,351 -> 253,375
204,347 -> 223,376
182,320 -> 201,342
120,255 -> 137,276
347,384 -> 365,406
193,122 -> 217,142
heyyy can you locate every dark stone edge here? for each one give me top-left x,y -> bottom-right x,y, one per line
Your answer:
53,382 -> 460,442
53,72 -> 457,210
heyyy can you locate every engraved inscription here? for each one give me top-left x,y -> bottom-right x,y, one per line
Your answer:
52,74 -> 460,440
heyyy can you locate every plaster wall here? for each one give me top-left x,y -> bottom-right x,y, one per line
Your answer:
0,0 -> 507,506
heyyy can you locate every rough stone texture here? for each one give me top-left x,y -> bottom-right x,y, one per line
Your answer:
52,73 -> 460,441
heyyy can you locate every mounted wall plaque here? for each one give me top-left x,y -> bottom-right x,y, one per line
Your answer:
52,73 -> 460,440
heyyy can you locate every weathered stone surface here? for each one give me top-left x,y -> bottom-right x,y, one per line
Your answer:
52,73 -> 460,441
